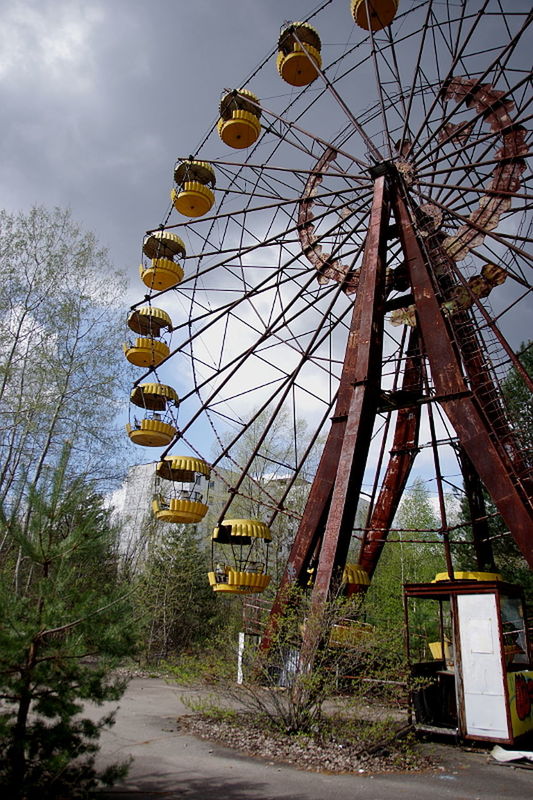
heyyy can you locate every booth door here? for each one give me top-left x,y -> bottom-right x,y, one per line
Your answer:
456,593 -> 508,740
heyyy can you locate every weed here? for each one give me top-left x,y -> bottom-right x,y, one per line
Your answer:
180,693 -> 238,723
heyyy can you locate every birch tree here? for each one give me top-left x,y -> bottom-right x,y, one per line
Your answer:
0,206 -> 128,515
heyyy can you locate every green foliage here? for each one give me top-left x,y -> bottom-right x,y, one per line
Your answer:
494,341 -> 533,597
320,712 -> 411,754
138,526 -> 232,664
0,205 -> 129,507
502,341 -> 532,452
180,693 -> 238,723
222,588 -> 371,734
0,451 -> 137,798
158,614 -> 241,686
364,479 -> 445,640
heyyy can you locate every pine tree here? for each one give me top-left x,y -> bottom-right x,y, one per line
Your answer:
0,449 -> 137,798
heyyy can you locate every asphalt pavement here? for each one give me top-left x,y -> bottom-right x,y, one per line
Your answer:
93,678 -> 533,800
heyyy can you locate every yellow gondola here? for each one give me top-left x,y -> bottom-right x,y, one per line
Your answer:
152,456 -> 210,524
442,263 -> 507,316
217,90 -> 261,149
123,307 -> 172,367
277,22 -> 322,86
330,620 -> 373,648
142,230 -> 186,260
126,383 -> 178,447
140,231 -> 186,291
351,0 -> 398,31
432,571 -> 502,583
208,518 -> 271,594
172,160 -> 216,218
139,258 -> 184,292
342,563 -> 370,596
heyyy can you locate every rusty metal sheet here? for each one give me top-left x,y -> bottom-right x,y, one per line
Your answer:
297,148 -> 360,293
440,78 -> 528,261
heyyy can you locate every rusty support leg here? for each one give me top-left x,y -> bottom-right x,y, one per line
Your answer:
456,445 -> 496,571
358,327 -> 422,579
392,188 -> 533,568
309,174 -> 390,604
262,175 -> 390,650
262,175 -> 389,646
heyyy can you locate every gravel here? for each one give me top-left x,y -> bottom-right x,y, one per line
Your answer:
178,712 -> 433,775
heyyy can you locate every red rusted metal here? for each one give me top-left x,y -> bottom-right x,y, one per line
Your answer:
262,175 -> 390,648
358,328 -> 422,578
298,148 -> 361,293
440,77 -> 527,258
392,188 -> 533,568
310,174 -> 390,603
263,74 -> 532,652
419,195 -> 533,505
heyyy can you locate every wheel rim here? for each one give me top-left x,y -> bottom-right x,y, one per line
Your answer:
131,1 -> 532,578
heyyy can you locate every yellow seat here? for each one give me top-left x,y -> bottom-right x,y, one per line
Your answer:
218,89 -> 261,150
217,110 -> 261,149
139,258 -> 184,291
432,570 -> 502,583
277,43 -> 322,86
123,337 -> 170,367
174,160 -> 215,188
351,0 -> 398,31
152,497 -> 209,524
130,382 -> 178,411
127,306 -> 172,337
126,418 -> 176,447
152,457 -> 210,524
342,564 -> 370,586
171,182 -> 215,217
208,569 -> 271,594
212,518 -> 272,544
428,640 -> 452,660
156,455 -> 210,481
209,518 -> 271,595
142,231 -> 186,261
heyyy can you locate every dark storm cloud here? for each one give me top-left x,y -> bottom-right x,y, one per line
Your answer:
1,0 -> 530,327
0,0 -> 323,292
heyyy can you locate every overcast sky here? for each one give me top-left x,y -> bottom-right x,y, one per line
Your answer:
0,0 -> 339,295
2,0 -> 530,500
1,0 -> 530,295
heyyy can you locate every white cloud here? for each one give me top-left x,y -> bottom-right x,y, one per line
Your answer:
0,2 -> 105,94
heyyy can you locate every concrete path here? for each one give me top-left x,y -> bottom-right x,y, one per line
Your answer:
95,678 -> 532,799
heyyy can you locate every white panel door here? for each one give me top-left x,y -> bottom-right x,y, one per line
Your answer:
456,593 -> 508,739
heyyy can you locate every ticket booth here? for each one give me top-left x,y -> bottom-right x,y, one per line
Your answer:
404,574 -> 532,743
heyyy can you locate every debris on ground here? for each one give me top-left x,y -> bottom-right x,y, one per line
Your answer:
178,712 -> 432,774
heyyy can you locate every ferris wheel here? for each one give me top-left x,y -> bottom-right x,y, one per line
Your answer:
125,0 -> 533,601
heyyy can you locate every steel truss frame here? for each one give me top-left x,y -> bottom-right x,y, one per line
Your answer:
264,165 -> 533,649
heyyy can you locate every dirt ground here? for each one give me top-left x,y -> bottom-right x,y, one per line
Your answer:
94,678 -> 533,800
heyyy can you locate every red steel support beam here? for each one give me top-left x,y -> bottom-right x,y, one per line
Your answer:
310,174 -> 390,603
392,188 -> 533,568
358,328 -> 422,578
262,175 -> 390,648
